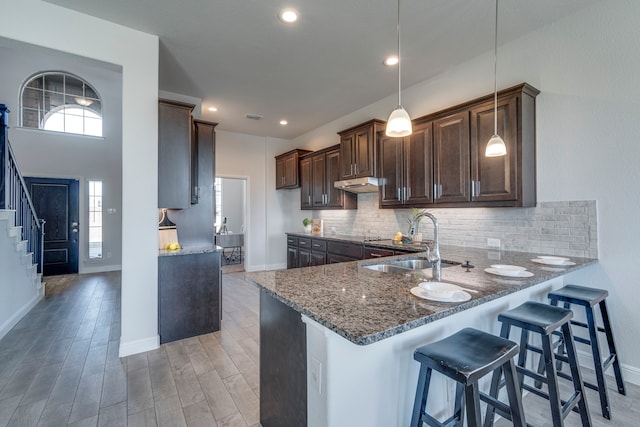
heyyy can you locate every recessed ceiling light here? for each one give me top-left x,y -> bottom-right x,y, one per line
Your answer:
280,120 -> 288,125
384,56 -> 399,66
208,106 -> 218,112
279,9 -> 298,23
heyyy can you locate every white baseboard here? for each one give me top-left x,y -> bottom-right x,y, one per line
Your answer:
266,263 -> 286,271
119,335 -> 159,357
577,348 -> 640,386
80,264 -> 122,274
245,263 -> 286,272
0,292 -> 43,340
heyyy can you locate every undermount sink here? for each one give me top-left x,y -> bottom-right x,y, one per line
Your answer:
363,257 -> 460,274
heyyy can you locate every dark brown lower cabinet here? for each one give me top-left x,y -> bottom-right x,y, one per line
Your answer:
260,290 -> 307,427
158,251 -> 221,344
287,245 -> 298,269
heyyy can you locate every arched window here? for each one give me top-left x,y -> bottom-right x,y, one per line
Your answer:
21,71 -> 103,137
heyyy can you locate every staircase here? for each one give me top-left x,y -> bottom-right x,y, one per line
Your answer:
1,104 -> 45,339
0,209 -> 44,338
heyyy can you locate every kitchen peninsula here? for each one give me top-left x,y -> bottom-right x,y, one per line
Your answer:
245,245 -> 596,427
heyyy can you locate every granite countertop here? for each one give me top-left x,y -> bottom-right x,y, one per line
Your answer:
244,245 -> 597,346
286,231 -> 369,243
159,244 -> 223,257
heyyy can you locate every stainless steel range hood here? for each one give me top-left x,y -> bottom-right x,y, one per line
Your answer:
333,177 -> 380,193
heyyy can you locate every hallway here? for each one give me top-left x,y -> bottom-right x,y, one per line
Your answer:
0,272 -> 259,426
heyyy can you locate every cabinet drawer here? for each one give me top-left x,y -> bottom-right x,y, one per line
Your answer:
310,239 -> 327,251
327,241 -> 363,259
287,236 -> 299,246
298,237 -> 312,248
364,247 -> 394,259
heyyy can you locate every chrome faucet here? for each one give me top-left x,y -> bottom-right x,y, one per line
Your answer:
410,211 -> 441,281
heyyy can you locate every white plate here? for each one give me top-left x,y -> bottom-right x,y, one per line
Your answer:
531,258 -> 576,267
538,255 -> 570,261
490,264 -> 527,272
410,287 -> 471,302
484,268 -> 534,278
418,281 -> 462,299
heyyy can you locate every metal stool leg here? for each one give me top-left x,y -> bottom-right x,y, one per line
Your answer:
600,300 -> 626,395
562,322 -> 592,427
453,382 -> 465,427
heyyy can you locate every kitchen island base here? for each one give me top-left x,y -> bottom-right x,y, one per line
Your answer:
260,276 -> 563,427
260,289 -> 307,427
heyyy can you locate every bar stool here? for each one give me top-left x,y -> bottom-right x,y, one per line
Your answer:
484,301 -> 591,427
411,327 -> 526,427
544,285 -> 626,420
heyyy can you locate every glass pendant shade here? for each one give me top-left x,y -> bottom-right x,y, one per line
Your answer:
485,134 -> 507,157
386,105 -> 412,137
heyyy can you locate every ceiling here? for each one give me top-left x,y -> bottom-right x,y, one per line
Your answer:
43,0 -> 600,139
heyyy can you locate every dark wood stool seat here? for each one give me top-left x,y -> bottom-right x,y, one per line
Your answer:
411,328 -> 526,427
545,284 -> 626,420
485,301 -> 592,427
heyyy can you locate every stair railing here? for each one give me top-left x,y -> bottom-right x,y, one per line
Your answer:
0,104 -> 45,274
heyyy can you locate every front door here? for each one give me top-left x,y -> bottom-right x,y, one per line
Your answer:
24,177 -> 79,276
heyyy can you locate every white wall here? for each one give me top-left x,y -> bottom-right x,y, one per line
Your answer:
0,41 -> 123,274
1,0 -> 160,356
221,178 -> 245,234
292,0 -> 640,379
216,130 -> 297,271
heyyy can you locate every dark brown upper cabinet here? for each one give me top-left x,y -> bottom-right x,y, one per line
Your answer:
158,99 -> 195,209
275,149 -> 312,189
300,146 -> 357,210
379,83 -> 539,209
338,119 -> 385,179
433,111 -> 471,204
379,121 -> 433,207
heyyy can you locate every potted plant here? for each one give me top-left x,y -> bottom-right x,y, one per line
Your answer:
303,218 -> 312,233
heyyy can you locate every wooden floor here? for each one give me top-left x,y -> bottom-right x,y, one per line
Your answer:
1,271 -> 639,427
0,271 -> 259,427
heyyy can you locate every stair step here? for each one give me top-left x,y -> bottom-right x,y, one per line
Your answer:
16,240 -> 28,253
9,226 -> 22,239
0,209 -> 16,222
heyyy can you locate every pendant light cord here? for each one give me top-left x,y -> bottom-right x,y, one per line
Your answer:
397,0 -> 402,106
493,0 -> 499,135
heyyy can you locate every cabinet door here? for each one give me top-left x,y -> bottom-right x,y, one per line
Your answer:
340,133 -> 355,178
287,245 -> 298,269
433,111 -> 470,203
311,251 -> 326,266
404,122 -> 434,206
353,126 -> 375,178
158,100 -> 194,209
311,154 -> 326,207
378,133 -> 404,207
300,157 -> 313,209
327,253 -> 360,264
283,154 -> 298,187
275,157 -> 285,189
325,148 -> 344,208
470,95 -> 518,202
298,248 -> 311,268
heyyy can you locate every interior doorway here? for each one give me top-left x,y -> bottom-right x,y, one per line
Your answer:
215,176 -> 247,273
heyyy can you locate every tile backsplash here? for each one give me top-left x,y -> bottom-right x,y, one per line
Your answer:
316,194 -> 597,258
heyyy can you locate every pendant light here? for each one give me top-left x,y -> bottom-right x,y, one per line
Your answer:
385,0 -> 412,137
485,0 -> 507,157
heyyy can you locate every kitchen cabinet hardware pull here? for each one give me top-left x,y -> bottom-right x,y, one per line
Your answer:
407,187 -> 411,200
354,163 -> 358,175
397,187 -> 401,201
439,184 -> 443,199
471,180 -> 476,197
434,184 -> 438,200
308,195 -> 311,205
370,253 -> 383,257
476,181 -> 481,197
